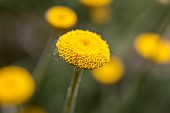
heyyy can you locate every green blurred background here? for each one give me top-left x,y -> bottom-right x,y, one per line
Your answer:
1,0 -> 170,113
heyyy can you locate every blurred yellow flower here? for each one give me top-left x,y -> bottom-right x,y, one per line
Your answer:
89,6 -> 111,24
134,33 -> 160,59
19,106 -> 47,113
134,33 -> 170,63
0,66 -> 35,105
92,56 -> 124,84
152,40 -> 170,63
45,6 -> 77,29
56,29 -> 110,69
79,0 -> 112,7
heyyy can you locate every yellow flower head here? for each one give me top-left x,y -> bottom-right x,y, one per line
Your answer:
45,6 -> 77,29
0,66 -> 35,105
89,6 -> 111,25
134,33 -> 160,59
79,0 -> 112,7
56,29 -> 110,69
152,40 -> 170,63
134,33 -> 170,63
92,56 -> 124,84
19,106 -> 47,113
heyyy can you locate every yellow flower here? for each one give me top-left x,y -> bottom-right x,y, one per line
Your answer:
89,6 -> 111,24
56,29 -> 110,69
92,56 -> 124,84
134,33 -> 160,59
79,0 -> 112,7
134,33 -> 170,63
45,6 -> 77,29
0,66 -> 35,105
19,106 -> 47,113
152,40 -> 170,63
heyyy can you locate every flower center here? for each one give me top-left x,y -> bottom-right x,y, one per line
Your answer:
81,40 -> 89,46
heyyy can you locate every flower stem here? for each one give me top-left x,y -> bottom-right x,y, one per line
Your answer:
33,33 -> 56,86
31,31 -> 63,103
64,68 -> 82,113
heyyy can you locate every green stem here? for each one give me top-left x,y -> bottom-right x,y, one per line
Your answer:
64,68 -> 82,113
33,34 -> 56,85
31,31 -> 63,103
33,30 -> 64,86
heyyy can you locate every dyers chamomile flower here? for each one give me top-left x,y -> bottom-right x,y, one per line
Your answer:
79,0 -> 112,7
134,33 -> 170,64
56,29 -> 110,69
45,6 -> 77,29
79,0 -> 112,25
92,56 -> 124,84
56,29 -> 110,113
89,6 -> 112,25
0,66 -> 35,105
